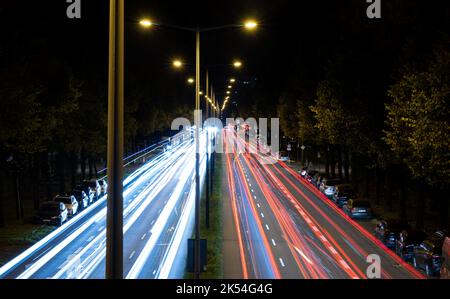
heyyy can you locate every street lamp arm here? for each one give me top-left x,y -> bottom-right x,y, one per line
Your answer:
200,24 -> 242,32
149,22 -> 242,33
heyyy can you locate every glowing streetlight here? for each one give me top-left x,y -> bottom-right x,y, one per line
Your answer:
173,59 -> 183,68
187,77 -> 195,84
227,85 -> 232,89
233,60 -> 242,68
139,19 -> 153,28
230,78 -> 236,83
226,91 -> 231,95
244,20 -> 258,30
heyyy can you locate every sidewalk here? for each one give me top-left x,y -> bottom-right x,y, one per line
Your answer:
221,153 -> 243,279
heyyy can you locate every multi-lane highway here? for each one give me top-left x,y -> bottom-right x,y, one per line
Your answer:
224,128 -> 424,279
0,129 -> 211,279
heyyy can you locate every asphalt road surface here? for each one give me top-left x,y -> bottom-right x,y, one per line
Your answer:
224,128 -> 424,279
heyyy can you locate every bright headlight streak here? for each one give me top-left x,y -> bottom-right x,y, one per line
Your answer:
156,150 -> 207,278
52,145 -> 191,278
126,146 -> 199,279
0,132 -> 192,279
17,143 -> 188,279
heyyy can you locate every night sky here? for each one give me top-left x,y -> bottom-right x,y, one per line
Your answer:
0,1 -> 448,116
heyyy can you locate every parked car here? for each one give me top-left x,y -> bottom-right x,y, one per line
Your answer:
374,219 -> 411,250
98,179 -> 108,195
313,174 -> 324,189
305,170 -> 319,183
343,199 -> 373,219
320,178 -> 341,198
395,229 -> 428,261
33,201 -> 68,226
440,237 -> 450,279
81,179 -> 101,201
332,184 -> 355,208
412,230 -> 448,277
299,167 -> 308,178
72,189 -> 89,210
74,183 -> 95,205
53,194 -> 79,217
277,151 -> 289,162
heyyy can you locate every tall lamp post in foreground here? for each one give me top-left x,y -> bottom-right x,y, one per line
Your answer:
106,0 -> 124,279
139,18 -> 257,279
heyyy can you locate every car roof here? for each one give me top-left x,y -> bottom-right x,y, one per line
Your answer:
42,201 -> 60,207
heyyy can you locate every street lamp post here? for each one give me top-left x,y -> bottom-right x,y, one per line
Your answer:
194,29 -> 201,279
139,18 -> 257,279
106,0 -> 124,279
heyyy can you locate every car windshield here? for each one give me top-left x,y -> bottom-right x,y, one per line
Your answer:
325,180 -> 340,186
40,203 -> 60,212
354,201 -> 371,207
83,181 -> 96,188
338,185 -> 353,193
56,197 -> 71,204
422,241 -> 435,252
340,191 -> 354,197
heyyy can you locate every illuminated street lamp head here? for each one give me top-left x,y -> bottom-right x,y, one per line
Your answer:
199,91 -> 203,95
172,59 -> 183,68
187,78 -> 195,84
244,20 -> 258,30
226,91 -> 231,95
230,78 -> 236,83
233,60 -> 242,68
139,19 -> 153,28
228,85 -> 232,89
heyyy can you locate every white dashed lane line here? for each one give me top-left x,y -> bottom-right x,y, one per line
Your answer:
129,251 -> 136,259
141,233 -> 147,240
260,212 -> 265,218
279,258 -> 285,267
271,239 -> 277,246
265,224 -> 270,231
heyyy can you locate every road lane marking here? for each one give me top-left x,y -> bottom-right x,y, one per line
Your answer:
141,233 -> 147,240
257,203 -> 260,208
129,251 -> 136,259
251,189 -> 254,193
271,239 -> 276,246
87,236 -> 95,242
279,258 -> 285,267
98,226 -> 104,232
265,224 -> 270,231
32,247 -> 52,262
261,212 -> 265,218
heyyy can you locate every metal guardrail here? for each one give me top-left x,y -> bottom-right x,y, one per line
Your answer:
97,130 -> 191,181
